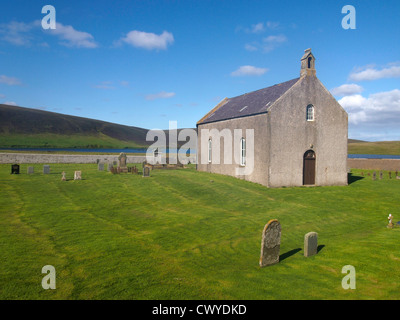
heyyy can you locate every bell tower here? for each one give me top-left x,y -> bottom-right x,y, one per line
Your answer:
300,48 -> 316,77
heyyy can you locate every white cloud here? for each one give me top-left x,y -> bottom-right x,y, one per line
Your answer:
47,22 -> 98,48
0,75 -> 22,86
244,43 -> 258,52
262,34 -> 287,52
349,64 -> 400,81
145,91 -> 175,100
231,65 -> 268,77
3,101 -> 17,106
330,84 -> 364,96
339,89 -> 400,125
0,21 -> 34,46
93,81 -> 115,90
121,30 -> 174,50
239,21 -> 280,34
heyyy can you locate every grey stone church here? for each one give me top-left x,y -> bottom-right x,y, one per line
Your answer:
196,49 -> 348,187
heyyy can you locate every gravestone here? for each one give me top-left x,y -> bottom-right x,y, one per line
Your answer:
389,171 -> 392,179
118,152 -> 127,167
143,166 -> 150,177
43,165 -> 50,174
259,219 -> 281,267
372,171 -> 376,180
379,171 -> 383,180
304,232 -> 318,257
61,171 -> 66,181
108,163 -> 113,171
27,166 -> 34,174
11,164 -> 20,174
74,171 -> 82,180
98,163 -> 104,171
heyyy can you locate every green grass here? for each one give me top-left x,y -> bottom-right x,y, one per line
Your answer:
348,141 -> 400,155
0,133 -> 146,149
1,164 -> 399,300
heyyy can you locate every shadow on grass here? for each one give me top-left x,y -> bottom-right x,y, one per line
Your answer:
348,173 -> 364,185
280,248 -> 301,262
317,244 -> 325,253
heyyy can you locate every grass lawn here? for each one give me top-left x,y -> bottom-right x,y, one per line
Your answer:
0,164 -> 399,300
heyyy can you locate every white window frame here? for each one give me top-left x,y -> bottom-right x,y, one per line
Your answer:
208,139 -> 212,163
240,138 -> 246,166
306,104 -> 315,121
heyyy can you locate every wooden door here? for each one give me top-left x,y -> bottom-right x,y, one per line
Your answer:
303,150 -> 316,185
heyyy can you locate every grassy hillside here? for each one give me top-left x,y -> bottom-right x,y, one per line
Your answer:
0,104 -> 152,148
1,164 -> 399,299
348,141 -> 400,155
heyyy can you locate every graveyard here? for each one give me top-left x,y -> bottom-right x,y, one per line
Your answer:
1,162 -> 399,300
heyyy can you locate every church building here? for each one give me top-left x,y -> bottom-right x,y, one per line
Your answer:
196,49 -> 348,187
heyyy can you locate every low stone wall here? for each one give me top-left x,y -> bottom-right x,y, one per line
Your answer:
0,153 -> 146,164
348,158 -> 400,171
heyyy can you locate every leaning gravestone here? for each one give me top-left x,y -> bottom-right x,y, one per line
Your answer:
107,163 -> 113,171
11,164 -> 20,174
143,166 -> 150,177
61,171 -> 66,181
27,166 -> 34,174
259,219 -> 281,267
43,165 -> 50,174
98,163 -> 104,171
304,232 -> 318,257
74,171 -> 82,180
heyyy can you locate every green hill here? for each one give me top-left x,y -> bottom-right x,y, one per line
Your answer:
0,104 -> 193,149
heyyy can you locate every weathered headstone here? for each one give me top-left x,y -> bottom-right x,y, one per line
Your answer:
74,171 -> 82,180
61,171 -> 66,181
98,163 -> 104,171
143,166 -> 150,177
372,171 -> 376,180
389,171 -> 392,179
43,165 -> 50,174
379,171 -> 383,180
11,164 -> 20,174
27,166 -> 34,174
259,219 -> 281,267
118,152 -> 127,167
304,232 -> 318,257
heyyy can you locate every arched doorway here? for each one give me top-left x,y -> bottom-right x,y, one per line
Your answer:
303,150 -> 316,185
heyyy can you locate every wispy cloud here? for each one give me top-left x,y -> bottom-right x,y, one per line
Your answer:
0,75 -> 22,86
237,21 -> 280,34
93,81 -> 115,90
46,22 -> 98,48
349,63 -> 400,81
3,101 -> 17,106
0,21 -> 34,46
262,34 -> 287,52
244,34 -> 287,53
231,65 -> 268,77
330,84 -> 364,96
145,91 -> 175,100
120,30 -> 174,50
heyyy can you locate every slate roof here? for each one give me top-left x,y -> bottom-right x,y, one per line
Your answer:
198,77 -> 300,125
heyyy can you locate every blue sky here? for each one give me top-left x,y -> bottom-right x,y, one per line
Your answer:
0,0 -> 399,141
